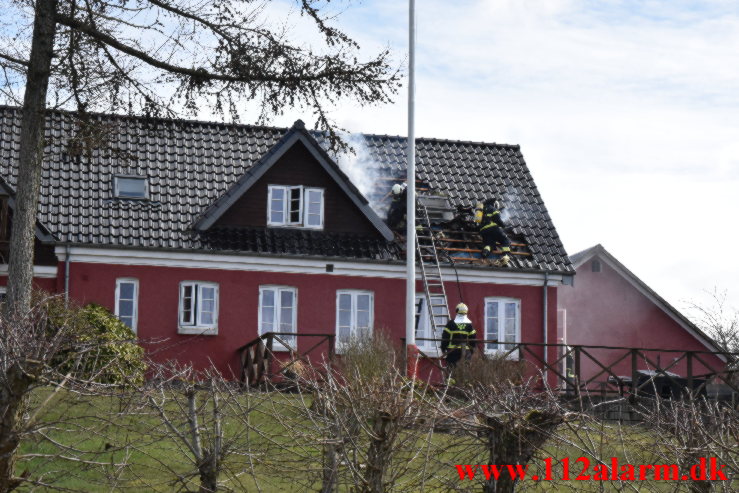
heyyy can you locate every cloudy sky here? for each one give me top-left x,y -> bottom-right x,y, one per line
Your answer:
262,0 -> 739,316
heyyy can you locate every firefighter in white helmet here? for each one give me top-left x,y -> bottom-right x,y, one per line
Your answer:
441,302 -> 477,368
386,182 -> 407,231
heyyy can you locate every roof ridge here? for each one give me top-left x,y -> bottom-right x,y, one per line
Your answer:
0,104 -> 289,135
0,105 -> 521,148
361,131 -> 520,149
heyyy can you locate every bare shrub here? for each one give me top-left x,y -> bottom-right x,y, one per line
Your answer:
0,292 -> 145,491
635,398 -> 738,493
451,351 -> 526,390
280,332 -> 441,493
127,363 -> 267,493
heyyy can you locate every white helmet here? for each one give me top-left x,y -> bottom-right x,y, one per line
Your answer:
391,183 -> 403,195
455,303 -> 468,314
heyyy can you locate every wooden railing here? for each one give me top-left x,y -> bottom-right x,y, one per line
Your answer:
407,339 -> 739,400
237,332 -> 335,386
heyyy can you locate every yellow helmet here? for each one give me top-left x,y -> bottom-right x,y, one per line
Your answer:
455,303 -> 468,314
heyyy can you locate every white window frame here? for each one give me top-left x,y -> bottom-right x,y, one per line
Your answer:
335,290 -> 374,353
258,286 -> 298,351
178,281 -> 219,335
303,188 -> 324,229
115,278 -> 139,333
267,185 -> 324,229
415,294 -> 448,355
114,175 -> 148,199
484,297 -> 521,357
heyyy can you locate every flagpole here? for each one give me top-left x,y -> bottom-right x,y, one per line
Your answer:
406,0 -> 418,378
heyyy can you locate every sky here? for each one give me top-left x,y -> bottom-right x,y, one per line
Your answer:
257,0 -> 739,317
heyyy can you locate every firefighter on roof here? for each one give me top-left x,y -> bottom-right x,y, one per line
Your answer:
386,182 -> 407,231
475,198 -> 512,266
441,303 -> 477,368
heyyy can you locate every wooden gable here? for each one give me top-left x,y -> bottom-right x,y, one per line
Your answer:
213,141 -> 381,236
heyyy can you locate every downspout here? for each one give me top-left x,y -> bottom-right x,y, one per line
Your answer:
64,244 -> 70,304
542,271 -> 549,382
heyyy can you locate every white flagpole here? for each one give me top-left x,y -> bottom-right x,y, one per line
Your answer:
405,0 -> 418,377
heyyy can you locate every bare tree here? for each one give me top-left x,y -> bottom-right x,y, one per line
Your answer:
687,289 -> 739,353
0,0 -> 401,317
278,334 -> 443,493
129,363 -> 268,493
635,398 -> 738,493
0,292 -> 144,492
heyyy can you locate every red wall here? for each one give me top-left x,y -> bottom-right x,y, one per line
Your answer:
557,256 -> 724,388
0,275 -> 57,292
66,261 -> 556,377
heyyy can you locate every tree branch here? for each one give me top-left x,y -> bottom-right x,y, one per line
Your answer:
56,13 -> 385,86
0,52 -> 29,68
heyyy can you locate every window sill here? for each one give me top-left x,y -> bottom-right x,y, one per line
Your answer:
266,224 -> 324,231
178,326 -> 218,336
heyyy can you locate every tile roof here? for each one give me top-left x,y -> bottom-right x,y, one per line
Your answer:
0,106 -> 573,274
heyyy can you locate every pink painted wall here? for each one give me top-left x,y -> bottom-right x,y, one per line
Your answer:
66,261 -> 557,377
557,255 -> 724,388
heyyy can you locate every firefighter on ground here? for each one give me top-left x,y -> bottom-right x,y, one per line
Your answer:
386,182 -> 407,231
441,303 -> 477,368
475,198 -> 512,266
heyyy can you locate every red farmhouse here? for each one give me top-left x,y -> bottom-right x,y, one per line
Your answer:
0,107 -> 576,378
557,245 -> 727,393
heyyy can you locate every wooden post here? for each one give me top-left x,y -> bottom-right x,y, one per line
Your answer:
630,349 -> 638,403
266,334 -> 274,381
686,352 -> 694,400
574,346 -> 581,398
328,334 -> 335,373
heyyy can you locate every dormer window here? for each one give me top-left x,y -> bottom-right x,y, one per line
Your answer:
267,185 -> 324,229
114,176 -> 148,199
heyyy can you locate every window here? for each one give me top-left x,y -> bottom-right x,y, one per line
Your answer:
336,290 -> 373,352
178,282 -> 219,334
591,259 -> 602,273
0,287 -> 6,302
484,298 -> 520,354
267,185 -> 324,229
415,295 -> 448,353
259,286 -> 297,351
114,176 -> 148,199
115,278 -> 139,333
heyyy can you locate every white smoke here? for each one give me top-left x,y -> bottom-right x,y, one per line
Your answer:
500,187 -> 524,224
334,133 -> 386,215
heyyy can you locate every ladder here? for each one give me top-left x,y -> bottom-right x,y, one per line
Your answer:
415,202 -> 450,349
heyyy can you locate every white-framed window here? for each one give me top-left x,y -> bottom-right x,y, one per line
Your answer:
259,286 -> 297,351
484,297 -> 521,354
178,281 -> 219,334
267,185 -> 324,229
115,278 -> 139,333
415,295 -> 448,354
336,290 -> 373,352
114,176 -> 148,199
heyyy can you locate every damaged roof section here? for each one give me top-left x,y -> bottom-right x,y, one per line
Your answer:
0,106 -> 572,274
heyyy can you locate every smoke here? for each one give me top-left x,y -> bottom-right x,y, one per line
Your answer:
333,133 -> 386,215
500,186 -> 524,225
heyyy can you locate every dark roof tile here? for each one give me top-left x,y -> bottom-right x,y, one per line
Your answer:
0,106 -> 572,273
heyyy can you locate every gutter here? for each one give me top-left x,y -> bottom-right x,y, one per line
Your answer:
64,244 -> 70,304
543,271 -> 549,379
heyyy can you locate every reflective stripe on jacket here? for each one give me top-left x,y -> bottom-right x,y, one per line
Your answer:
441,321 -> 476,351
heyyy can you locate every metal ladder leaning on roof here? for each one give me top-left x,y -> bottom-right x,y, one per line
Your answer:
415,201 -> 450,350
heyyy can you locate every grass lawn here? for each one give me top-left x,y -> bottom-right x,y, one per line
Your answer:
15,388 -> 736,492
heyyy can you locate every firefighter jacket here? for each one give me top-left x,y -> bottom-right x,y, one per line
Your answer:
441,320 -> 477,352
478,206 -> 506,232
